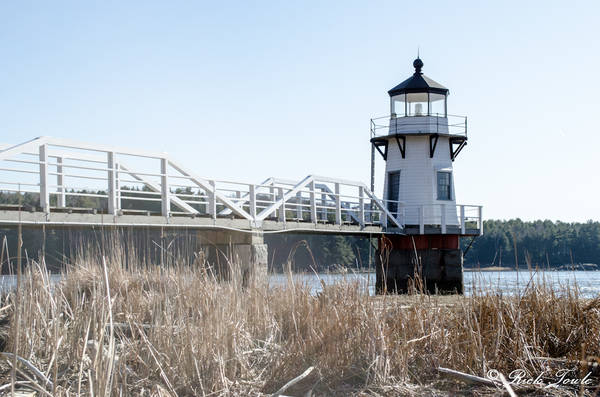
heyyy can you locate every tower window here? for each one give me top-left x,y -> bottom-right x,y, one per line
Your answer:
437,171 -> 452,200
387,171 -> 400,215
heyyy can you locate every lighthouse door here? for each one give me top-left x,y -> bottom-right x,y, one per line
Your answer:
387,171 -> 400,217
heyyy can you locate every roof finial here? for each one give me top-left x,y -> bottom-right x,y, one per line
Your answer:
417,46 -> 420,59
413,56 -> 423,74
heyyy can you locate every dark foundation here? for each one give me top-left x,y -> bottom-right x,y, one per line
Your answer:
376,234 -> 463,294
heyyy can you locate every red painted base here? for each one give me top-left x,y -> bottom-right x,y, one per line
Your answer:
380,234 -> 460,251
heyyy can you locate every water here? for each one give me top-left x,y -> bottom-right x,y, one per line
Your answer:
270,271 -> 600,298
0,274 -> 63,292
463,270 -> 600,298
1,271 -> 600,298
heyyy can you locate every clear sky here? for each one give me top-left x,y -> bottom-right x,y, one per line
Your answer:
1,1 -> 599,222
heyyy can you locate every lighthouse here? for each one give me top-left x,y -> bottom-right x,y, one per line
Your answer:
371,58 -> 481,294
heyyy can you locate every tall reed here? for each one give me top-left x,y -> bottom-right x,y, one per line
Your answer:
1,239 -> 599,396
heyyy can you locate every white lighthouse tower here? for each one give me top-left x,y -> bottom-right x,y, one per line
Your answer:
371,57 -> 468,230
371,58 -> 479,294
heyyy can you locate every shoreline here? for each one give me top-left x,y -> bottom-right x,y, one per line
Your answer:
463,266 -> 514,272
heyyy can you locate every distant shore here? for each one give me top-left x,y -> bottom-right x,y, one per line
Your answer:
464,263 -> 599,272
463,266 -> 514,272
280,264 -> 600,274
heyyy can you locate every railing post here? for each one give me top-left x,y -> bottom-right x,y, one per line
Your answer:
107,152 -> 117,215
39,144 -> 49,213
296,191 -> 302,220
232,190 -> 240,216
160,158 -> 170,217
56,156 -> 66,208
320,191 -> 327,221
381,207 -> 388,228
358,186 -> 365,227
309,181 -> 317,223
441,204 -> 446,234
208,180 -> 216,219
115,162 -> 121,212
249,184 -> 256,219
460,205 -> 466,235
334,183 -> 341,225
478,206 -> 483,235
419,206 -> 425,235
278,187 -> 286,223
399,204 -> 405,227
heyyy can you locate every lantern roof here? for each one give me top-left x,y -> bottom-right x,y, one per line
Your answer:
388,58 -> 449,97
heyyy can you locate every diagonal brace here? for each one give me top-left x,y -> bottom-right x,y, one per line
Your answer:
118,164 -> 199,214
256,175 -> 314,221
168,160 -> 253,220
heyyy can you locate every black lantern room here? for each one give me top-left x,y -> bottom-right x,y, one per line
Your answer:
388,58 -> 449,118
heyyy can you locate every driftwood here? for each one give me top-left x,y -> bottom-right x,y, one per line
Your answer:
436,366 -> 497,386
437,367 -> 519,396
271,366 -> 315,397
0,381 -> 32,391
1,352 -> 53,389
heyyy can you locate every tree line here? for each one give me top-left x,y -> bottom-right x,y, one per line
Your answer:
462,219 -> 600,268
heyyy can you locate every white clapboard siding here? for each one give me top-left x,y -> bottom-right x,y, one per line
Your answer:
383,132 -> 459,226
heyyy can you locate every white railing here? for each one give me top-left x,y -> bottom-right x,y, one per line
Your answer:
388,204 -> 483,235
0,137 -> 404,230
370,114 -> 467,138
0,137 -> 483,234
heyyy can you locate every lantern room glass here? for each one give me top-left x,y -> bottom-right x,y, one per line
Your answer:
429,93 -> 447,117
406,92 -> 428,116
390,92 -> 447,118
391,95 -> 406,117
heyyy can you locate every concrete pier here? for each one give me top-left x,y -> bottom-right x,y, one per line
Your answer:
197,229 -> 268,283
375,234 -> 463,294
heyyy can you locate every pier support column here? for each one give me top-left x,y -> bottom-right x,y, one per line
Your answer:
197,229 -> 268,283
375,234 -> 463,294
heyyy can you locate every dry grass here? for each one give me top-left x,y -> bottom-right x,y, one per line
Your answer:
0,243 -> 599,396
